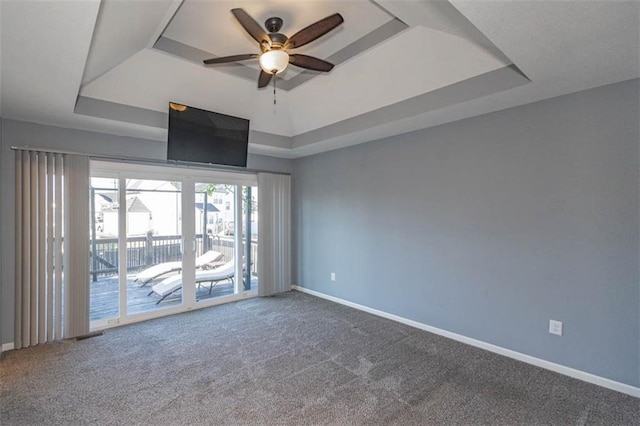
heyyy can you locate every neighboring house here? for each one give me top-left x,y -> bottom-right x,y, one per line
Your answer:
195,201 -> 219,235
93,180 -> 181,237
195,185 -> 242,235
95,182 -> 241,238
123,197 -> 152,236
98,195 -> 152,237
127,180 -> 181,236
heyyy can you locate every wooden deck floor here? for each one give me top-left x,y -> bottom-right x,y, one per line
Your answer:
90,273 -> 257,321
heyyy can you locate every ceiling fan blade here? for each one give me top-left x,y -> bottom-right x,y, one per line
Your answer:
231,8 -> 270,46
258,70 -> 273,88
289,54 -> 334,72
285,13 -> 344,49
203,54 -> 259,65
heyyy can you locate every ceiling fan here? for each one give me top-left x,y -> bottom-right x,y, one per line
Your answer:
203,8 -> 344,88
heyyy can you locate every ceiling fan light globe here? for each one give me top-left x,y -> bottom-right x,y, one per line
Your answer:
259,50 -> 289,74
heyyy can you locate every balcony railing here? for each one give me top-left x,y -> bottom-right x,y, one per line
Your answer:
90,234 -> 257,281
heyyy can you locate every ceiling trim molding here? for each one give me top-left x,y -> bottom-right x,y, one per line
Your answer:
74,95 -> 292,151
291,65 -> 531,155
74,64 -> 529,159
146,0 -> 184,49
75,95 -> 166,128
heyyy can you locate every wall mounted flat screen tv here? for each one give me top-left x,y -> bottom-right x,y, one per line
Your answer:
167,102 -> 249,167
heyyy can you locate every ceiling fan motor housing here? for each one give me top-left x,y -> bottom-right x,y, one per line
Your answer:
269,32 -> 288,48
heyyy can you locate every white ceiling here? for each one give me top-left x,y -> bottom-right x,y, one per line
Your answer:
1,0 -> 638,159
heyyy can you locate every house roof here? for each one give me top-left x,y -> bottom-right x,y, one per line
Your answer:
0,1 -> 638,159
195,202 -> 220,213
99,195 -> 151,213
126,197 -> 151,213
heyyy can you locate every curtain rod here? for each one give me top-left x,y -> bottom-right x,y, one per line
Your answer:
10,145 -> 291,176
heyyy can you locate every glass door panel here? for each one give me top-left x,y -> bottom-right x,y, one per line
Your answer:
89,177 -> 120,322
195,183 -> 237,302
243,185 -> 258,292
125,179 -> 183,314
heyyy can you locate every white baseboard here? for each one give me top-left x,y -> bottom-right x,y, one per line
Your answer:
292,285 -> 640,398
1,342 -> 15,352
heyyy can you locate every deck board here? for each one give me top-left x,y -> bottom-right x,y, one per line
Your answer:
90,273 -> 257,321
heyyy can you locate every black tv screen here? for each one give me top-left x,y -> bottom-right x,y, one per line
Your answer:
167,103 -> 249,167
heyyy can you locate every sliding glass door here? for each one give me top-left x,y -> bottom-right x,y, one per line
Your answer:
194,182 -> 237,303
89,162 -> 258,329
191,183 -> 260,303
125,179 -> 183,314
89,176 -> 120,322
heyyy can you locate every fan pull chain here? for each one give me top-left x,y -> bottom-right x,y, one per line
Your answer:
273,73 -> 277,105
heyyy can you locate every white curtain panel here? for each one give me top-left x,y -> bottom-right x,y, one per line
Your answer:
257,173 -> 291,296
14,151 -> 90,349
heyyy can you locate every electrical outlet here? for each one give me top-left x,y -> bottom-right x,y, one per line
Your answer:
330,272 -> 336,282
549,319 -> 563,336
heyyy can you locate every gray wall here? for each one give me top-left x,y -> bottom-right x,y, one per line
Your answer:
0,119 -> 292,345
292,79 -> 640,387
0,116 -> 3,347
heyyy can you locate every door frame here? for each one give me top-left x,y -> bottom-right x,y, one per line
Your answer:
90,160 -> 258,330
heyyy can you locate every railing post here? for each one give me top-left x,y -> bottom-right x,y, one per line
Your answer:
203,192 -> 209,253
145,231 -> 154,267
244,186 -> 252,291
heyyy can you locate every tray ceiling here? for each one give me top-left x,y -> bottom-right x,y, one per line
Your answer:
1,0 -> 638,159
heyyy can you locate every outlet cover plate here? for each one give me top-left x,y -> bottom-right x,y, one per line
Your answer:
549,319 -> 563,336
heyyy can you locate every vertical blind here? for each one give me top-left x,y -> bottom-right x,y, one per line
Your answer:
257,173 -> 291,296
14,150 -> 90,349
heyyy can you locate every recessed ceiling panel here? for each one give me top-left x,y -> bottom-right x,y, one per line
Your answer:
162,0 -> 395,80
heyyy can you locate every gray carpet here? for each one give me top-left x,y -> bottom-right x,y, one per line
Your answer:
1,291 -> 638,425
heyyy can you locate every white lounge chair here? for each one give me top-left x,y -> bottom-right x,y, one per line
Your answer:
149,259 -> 240,304
133,250 -> 224,286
